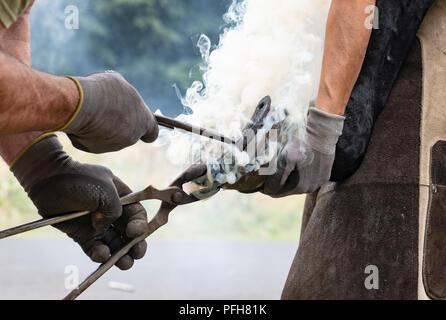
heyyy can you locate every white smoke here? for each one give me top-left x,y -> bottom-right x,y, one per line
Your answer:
161,0 -> 331,185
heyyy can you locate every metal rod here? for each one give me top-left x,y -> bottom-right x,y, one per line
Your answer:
64,166 -> 206,300
0,186 -> 166,239
0,210 -> 90,240
155,114 -> 236,145
63,212 -> 167,300
63,98 -> 273,300
0,116 -> 236,240
5,98 -> 272,299
63,232 -> 147,300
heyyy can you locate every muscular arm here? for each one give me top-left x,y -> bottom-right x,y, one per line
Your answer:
0,2 -> 78,164
0,2 -> 158,162
0,50 -> 79,134
0,0 -> 77,138
263,0 -> 377,196
0,5 -> 149,269
315,0 -> 375,115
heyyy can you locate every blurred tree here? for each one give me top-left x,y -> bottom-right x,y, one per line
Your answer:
31,0 -> 231,116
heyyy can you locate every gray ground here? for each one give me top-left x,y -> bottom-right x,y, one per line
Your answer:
0,238 -> 298,300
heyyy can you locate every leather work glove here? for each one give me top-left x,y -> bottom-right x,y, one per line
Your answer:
10,135 -> 148,270
263,107 -> 345,197
61,71 -> 159,154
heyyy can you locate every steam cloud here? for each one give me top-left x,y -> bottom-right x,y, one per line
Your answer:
29,0 -> 332,187
161,0 -> 331,186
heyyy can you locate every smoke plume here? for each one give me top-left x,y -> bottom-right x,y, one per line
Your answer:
163,0 -> 331,185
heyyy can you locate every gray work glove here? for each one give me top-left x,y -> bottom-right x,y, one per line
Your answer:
263,107 -> 345,197
62,71 -> 159,154
11,135 -> 148,270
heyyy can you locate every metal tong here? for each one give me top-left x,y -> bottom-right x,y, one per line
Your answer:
62,164 -> 209,300
0,163 -> 212,299
0,172 -> 204,240
0,96 -> 273,299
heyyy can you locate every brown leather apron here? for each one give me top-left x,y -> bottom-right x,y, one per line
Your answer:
417,0 -> 446,300
282,1 -> 446,300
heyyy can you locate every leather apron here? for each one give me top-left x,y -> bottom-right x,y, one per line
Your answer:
282,1 -> 446,300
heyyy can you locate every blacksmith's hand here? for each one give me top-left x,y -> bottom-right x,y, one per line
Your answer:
263,107 -> 345,197
60,71 -> 159,153
10,135 -> 148,270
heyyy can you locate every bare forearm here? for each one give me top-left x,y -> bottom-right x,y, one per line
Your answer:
0,131 -> 44,164
0,50 -> 79,134
316,0 -> 375,115
0,1 -> 68,165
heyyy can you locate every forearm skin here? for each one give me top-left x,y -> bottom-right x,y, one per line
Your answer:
0,131 -> 44,164
316,0 -> 376,115
0,51 -> 79,134
0,2 -> 77,165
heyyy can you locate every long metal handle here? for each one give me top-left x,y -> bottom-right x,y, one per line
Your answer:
63,231 -> 148,300
63,98 -> 271,299
0,210 -> 90,240
63,205 -> 172,300
0,188 -> 149,240
155,114 -> 236,145
0,116 -> 231,239
63,165 -> 207,300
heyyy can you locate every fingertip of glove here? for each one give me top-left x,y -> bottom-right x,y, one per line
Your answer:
129,240 -> 147,260
116,255 -> 134,270
126,220 -> 148,238
141,124 -> 159,143
89,244 -> 110,263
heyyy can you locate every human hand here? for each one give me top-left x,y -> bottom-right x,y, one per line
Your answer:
11,135 -> 148,269
263,107 -> 345,197
62,71 -> 159,154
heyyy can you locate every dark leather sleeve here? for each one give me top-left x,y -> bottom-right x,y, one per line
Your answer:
331,0 -> 436,182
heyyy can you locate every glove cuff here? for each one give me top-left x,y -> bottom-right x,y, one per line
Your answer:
306,107 -> 345,155
57,76 -> 84,132
10,135 -> 66,194
9,133 -> 57,169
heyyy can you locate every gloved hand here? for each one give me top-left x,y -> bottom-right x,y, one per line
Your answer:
263,107 -> 345,197
61,71 -> 159,154
11,135 -> 148,270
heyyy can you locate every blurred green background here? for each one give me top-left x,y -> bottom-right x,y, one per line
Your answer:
31,0 -> 232,116
0,0 -> 305,242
